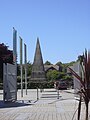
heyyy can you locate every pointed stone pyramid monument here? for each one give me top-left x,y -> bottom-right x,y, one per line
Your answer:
30,38 -> 46,83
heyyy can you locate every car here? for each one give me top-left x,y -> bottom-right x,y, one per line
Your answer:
57,81 -> 67,90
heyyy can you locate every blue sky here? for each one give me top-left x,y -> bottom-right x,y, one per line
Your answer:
0,0 -> 90,64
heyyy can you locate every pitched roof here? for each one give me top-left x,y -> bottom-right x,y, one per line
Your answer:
44,65 -> 59,71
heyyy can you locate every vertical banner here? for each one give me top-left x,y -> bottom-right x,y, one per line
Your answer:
24,43 -> 27,95
24,44 -> 27,64
20,37 -> 23,97
20,37 -> 23,65
13,27 -> 17,63
13,27 -> 17,100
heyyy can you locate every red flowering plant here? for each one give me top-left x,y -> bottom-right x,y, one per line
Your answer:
68,50 -> 90,120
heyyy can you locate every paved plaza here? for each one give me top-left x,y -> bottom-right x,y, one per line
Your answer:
0,89 -> 90,120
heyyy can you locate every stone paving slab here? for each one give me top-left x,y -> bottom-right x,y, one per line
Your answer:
0,89 -> 90,120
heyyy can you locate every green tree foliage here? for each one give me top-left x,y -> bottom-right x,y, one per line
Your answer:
17,62 -> 32,76
56,61 -> 62,65
46,70 -> 60,82
46,61 -> 74,88
62,61 -> 76,73
44,61 -> 52,65
0,43 -> 13,82
27,61 -> 32,76
17,61 -> 32,84
59,72 -> 66,78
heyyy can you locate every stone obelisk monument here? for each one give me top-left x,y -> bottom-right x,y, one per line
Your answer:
31,38 -> 46,83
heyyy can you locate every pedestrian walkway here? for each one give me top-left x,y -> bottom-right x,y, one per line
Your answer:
0,89 -> 90,120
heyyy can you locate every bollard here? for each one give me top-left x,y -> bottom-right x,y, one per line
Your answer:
57,89 -> 59,99
37,87 -> 39,100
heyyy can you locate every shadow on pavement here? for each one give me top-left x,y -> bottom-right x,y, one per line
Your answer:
62,90 -> 75,94
44,90 -> 56,92
48,98 -> 74,104
0,100 -> 34,108
41,95 -> 62,98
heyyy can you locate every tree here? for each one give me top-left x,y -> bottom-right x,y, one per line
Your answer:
0,43 -> 13,82
27,61 -> 32,76
55,61 -> 62,66
44,61 -> 52,65
61,61 -> 75,73
46,70 -> 60,82
0,43 -> 13,63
